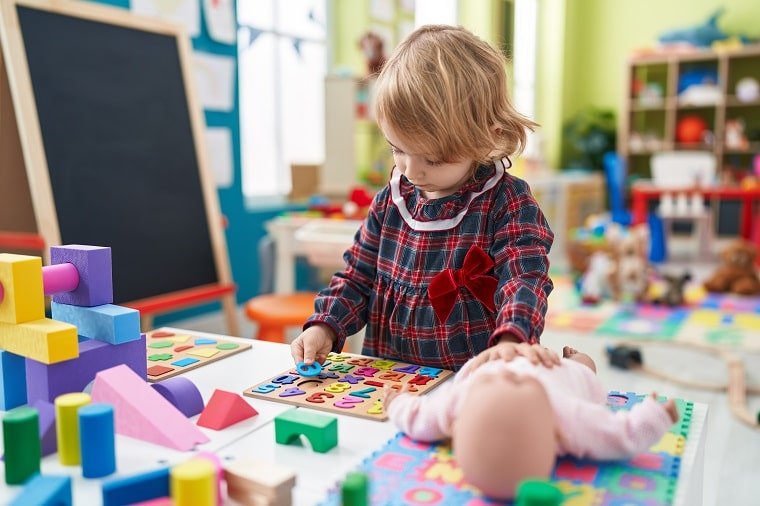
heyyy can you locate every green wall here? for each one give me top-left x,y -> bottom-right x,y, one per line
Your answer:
551,0 -> 760,167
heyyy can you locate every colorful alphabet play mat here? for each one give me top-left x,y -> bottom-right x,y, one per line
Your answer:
145,328 -> 251,381
321,392 -> 695,505
244,352 -> 453,421
547,276 -> 760,350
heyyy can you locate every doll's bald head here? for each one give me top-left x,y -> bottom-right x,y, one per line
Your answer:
452,370 -> 556,500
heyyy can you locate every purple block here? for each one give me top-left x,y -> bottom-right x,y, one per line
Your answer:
150,377 -> 204,418
25,334 -> 146,404
30,400 -> 57,457
50,245 -> 113,307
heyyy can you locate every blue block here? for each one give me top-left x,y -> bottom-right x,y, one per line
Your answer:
79,404 -> 116,478
102,467 -> 169,506
0,350 -> 27,410
9,474 -> 72,505
51,302 -> 140,344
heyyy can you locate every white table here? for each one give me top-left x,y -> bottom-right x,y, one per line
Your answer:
0,329 -> 708,505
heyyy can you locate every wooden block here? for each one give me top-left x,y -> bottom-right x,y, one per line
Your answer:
0,318 -> 78,364
8,474 -> 72,506
0,350 -> 26,410
55,392 -> 91,466
2,406 -> 40,485
0,253 -> 44,324
170,458 -> 216,506
50,245 -> 113,307
51,302 -> 140,344
197,389 -> 258,430
341,472 -> 368,506
274,408 -> 338,453
223,458 -> 295,503
26,334 -> 147,404
91,364 -> 209,451
102,468 -> 170,506
79,403 -> 116,478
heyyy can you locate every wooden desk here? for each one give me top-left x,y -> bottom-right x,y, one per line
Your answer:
0,329 -> 714,505
631,183 -> 760,242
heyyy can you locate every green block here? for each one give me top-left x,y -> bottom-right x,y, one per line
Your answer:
3,406 -> 41,485
341,472 -> 368,506
274,408 -> 338,453
515,479 -> 563,506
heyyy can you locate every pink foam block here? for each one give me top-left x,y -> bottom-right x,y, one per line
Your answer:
91,365 -> 209,451
50,245 -> 112,307
197,390 -> 258,430
150,377 -> 204,418
42,263 -> 80,296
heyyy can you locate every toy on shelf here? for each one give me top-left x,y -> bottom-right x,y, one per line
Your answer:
725,119 -> 749,150
703,240 -> 760,296
676,115 -> 709,145
658,8 -> 737,48
736,77 -> 760,103
244,352 -> 453,421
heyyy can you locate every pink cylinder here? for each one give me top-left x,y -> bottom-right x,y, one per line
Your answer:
42,262 -> 80,296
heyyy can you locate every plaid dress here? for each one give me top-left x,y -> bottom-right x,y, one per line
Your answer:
305,160 -> 554,371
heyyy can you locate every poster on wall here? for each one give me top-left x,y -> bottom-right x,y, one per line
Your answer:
202,0 -> 236,44
192,51 -> 236,111
205,127 -> 234,188
131,0 -> 200,37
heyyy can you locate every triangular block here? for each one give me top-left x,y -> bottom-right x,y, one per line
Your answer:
91,365 -> 209,450
197,389 -> 258,430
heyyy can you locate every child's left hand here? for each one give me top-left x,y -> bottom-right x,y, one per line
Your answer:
469,340 -> 560,372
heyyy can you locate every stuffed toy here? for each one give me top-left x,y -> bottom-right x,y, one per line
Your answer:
703,240 -> 760,296
652,272 -> 692,307
608,225 -> 651,303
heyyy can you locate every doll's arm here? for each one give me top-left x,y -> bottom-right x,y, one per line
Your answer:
489,178 -> 554,346
384,385 -> 454,442
565,396 -> 676,460
304,190 -> 386,352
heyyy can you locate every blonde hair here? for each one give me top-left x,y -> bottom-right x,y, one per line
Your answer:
373,25 -> 537,166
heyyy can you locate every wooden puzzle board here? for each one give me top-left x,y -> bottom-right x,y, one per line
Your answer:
145,328 -> 251,382
243,352 -> 454,421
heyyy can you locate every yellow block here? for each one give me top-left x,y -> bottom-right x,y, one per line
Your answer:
186,348 -> 219,358
55,392 -> 91,466
0,318 -> 79,364
0,254 -> 44,324
171,458 -> 216,506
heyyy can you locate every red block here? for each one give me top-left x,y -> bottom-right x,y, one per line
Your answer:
197,390 -> 258,430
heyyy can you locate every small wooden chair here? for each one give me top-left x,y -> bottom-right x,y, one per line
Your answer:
244,292 -> 316,343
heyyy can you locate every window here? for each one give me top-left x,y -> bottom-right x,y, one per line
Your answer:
238,0 -> 327,198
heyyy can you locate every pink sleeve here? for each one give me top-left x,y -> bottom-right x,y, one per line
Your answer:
386,388 -> 455,442
562,397 -> 674,460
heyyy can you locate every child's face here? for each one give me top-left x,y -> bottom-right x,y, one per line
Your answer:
381,121 -> 474,200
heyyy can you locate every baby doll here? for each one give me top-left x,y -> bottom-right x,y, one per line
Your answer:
384,346 -> 679,500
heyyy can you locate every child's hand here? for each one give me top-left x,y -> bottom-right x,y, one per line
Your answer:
651,392 -> 679,423
382,384 -> 410,410
291,324 -> 336,365
469,341 -> 560,371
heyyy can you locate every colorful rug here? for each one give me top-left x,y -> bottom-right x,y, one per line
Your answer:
546,276 -> 760,350
320,392 -> 693,505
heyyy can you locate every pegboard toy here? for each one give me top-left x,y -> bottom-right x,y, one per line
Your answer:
320,392 -> 695,506
244,352 -> 453,421
145,328 -> 251,381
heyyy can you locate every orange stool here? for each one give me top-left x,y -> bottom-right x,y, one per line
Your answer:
244,292 -> 316,343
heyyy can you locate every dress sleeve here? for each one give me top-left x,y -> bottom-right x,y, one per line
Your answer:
489,177 -> 554,345
304,189 -> 386,352
560,397 -> 675,460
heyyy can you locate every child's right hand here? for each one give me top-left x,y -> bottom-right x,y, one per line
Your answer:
291,324 -> 336,365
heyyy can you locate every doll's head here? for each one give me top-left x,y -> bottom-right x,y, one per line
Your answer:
452,370 -> 556,500
373,25 -> 537,173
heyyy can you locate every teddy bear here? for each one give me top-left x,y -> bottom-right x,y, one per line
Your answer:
703,240 -> 760,296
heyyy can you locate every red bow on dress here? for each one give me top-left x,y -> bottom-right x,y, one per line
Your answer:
429,245 -> 498,323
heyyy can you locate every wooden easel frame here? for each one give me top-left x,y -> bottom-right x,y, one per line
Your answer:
0,0 -> 239,335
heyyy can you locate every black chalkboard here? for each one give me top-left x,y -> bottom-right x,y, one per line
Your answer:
15,5 -> 219,303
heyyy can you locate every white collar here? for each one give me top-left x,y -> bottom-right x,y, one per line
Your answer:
389,159 -> 506,231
